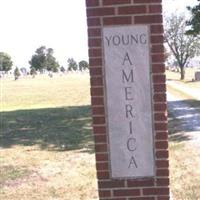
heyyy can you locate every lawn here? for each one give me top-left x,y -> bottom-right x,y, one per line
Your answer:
168,97 -> 200,199
166,68 -> 200,89
0,73 -> 200,200
0,74 -> 98,200
167,70 -> 200,200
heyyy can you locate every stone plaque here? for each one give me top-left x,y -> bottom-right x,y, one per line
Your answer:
103,25 -> 155,178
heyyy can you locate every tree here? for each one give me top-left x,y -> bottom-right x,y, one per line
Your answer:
78,60 -> 89,71
30,67 -> 37,78
67,58 -> 78,71
0,52 -> 13,72
14,67 -> 20,80
60,66 -> 66,73
186,0 -> 200,36
46,48 -> 59,72
29,46 -> 46,72
29,46 -> 59,72
164,14 -> 200,80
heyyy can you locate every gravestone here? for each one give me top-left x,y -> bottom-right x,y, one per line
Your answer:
86,0 -> 170,199
195,71 -> 200,81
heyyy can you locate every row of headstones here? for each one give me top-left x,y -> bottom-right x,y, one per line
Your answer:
166,66 -> 200,81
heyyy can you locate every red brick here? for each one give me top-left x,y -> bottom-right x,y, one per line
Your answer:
154,103 -> 167,111
113,189 -> 140,197
156,178 -> 170,186
91,87 -> 104,96
149,5 -> 162,13
156,150 -> 169,159
135,15 -> 162,24
153,84 -> 166,92
155,122 -> 168,131
134,0 -> 161,3
94,134 -> 107,144
96,153 -> 108,161
86,0 -> 169,198
93,116 -> 105,124
153,74 -> 166,83
154,113 -> 167,121
103,16 -> 132,25
97,171 -> 110,179
103,0 -> 131,5
89,38 -> 102,47
155,132 -> 168,140
90,58 -> 102,66
95,143 -> 107,152
153,93 -> 166,102
151,35 -> 164,44
93,126 -> 106,134
152,64 -> 165,73
152,54 -> 165,63
156,169 -> 169,177
105,198 -> 126,200
150,25 -> 164,34
87,18 -> 101,26
156,160 -> 169,168
92,97 -> 104,105
96,162 -> 109,171
151,45 -> 164,53
87,7 -> 115,17
88,28 -> 101,37
118,5 -> 146,15
129,197 -> 155,200
143,188 -> 169,195
156,141 -> 168,149
99,190 -> 111,197
127,178 -> 154,187
91,77 -> 103,86
92,106 -> 105,115
86,0 -> 99,7
99,180 -> 125,188
157,196 -> 170,200
89,48 -> 102,57
90,67 -> 102,76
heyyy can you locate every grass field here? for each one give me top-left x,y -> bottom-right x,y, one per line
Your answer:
0,73 -> 200,199
166,69 -> 200,199
168,98 -> 200,200
0,74 -> 98,200
166,68 -> 200,89
166,68 -> 198,81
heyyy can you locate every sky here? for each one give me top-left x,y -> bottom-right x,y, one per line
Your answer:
0,0 -> 198,68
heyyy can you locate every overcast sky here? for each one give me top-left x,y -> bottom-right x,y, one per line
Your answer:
0,0 -> 198,68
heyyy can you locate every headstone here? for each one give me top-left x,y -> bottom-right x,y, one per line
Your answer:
195,71 -> 200,81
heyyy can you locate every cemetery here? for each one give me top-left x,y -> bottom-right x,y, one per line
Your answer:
0,0 -> 200,200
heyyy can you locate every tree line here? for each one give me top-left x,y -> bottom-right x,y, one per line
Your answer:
0,46 -> 89,79
0,1 -> 200,80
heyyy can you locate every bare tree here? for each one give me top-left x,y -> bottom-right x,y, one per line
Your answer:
164,14 -> 200,80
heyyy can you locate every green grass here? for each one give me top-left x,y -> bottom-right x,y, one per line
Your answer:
0,74 -> 98,200
166,68 -> 199,81
169,141 -> 200,200
166,69 -> 200,90
167,87 -> 200,199
1,74 -> 91,111
1,73 -> 200,199
0,106 -> 94,152
0,165 -> 30,184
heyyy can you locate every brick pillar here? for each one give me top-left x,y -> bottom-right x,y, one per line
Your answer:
86,0 -> 169,200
